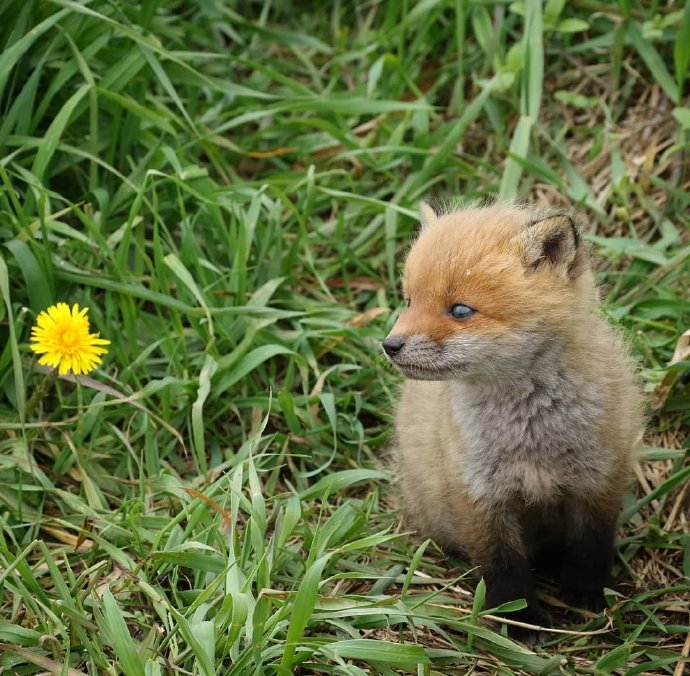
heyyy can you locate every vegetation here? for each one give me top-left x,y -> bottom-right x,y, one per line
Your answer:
0,0 -> 688,673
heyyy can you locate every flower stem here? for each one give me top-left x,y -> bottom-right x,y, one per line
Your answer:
24,369 -> 58,420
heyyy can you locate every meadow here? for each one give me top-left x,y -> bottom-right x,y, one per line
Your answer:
0,0 -> 689,674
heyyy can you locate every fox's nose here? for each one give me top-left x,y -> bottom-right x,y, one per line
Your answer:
382,335 -> 405,356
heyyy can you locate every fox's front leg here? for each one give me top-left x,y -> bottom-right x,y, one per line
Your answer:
477,512 -> 549,644
560,498 -> 618,611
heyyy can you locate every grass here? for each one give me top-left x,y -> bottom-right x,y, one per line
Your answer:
0,0 -> 689,673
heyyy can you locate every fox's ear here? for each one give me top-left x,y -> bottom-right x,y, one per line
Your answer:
521,214 -> 583,278
419,201 -> 440,229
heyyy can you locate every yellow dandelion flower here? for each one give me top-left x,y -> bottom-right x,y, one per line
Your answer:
30,302 -> 110,376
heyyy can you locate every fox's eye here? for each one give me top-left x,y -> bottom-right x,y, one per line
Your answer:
450,303 -> 475,320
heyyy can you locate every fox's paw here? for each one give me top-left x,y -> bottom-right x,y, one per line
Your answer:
505,606 -> 550,648
561,586 -> 606,612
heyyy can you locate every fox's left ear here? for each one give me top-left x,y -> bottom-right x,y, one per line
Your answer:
521,214 -> 585,279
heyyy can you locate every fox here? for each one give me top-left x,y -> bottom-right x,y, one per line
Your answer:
382,201 -> 643,643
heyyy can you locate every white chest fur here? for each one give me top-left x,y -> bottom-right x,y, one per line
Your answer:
450,366 -> 612,505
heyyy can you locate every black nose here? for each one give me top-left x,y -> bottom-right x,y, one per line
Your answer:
382,335 -> 405,356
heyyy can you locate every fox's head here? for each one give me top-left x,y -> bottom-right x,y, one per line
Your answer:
382,202 -> 594,380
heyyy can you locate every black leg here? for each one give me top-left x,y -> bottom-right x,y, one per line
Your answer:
521,501 -> 565,583
532,542 -> 565,581
483,547 -> 550,645
559,507 -> 616,611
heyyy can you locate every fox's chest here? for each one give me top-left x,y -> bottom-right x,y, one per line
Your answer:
450,379 -> 611,504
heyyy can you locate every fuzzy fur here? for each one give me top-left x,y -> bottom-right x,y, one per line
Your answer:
384,203 -> 643,640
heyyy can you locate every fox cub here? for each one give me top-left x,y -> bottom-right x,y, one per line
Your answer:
383,202 -> 642,641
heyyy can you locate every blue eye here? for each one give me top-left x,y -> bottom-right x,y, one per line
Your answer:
450,303 -> 475,320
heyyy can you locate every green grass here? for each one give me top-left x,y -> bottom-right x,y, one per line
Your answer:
1,0 -> 689,674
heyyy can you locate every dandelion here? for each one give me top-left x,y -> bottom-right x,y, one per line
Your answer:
30,302 -> 110,376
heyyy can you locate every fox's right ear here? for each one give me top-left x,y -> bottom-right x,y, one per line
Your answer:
419,201 -> 440,229
521,213 -> 585,279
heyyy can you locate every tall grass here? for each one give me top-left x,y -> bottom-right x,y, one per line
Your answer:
0,0 -> 689,673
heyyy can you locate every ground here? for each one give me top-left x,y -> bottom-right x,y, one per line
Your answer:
0,1 -> 689,674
